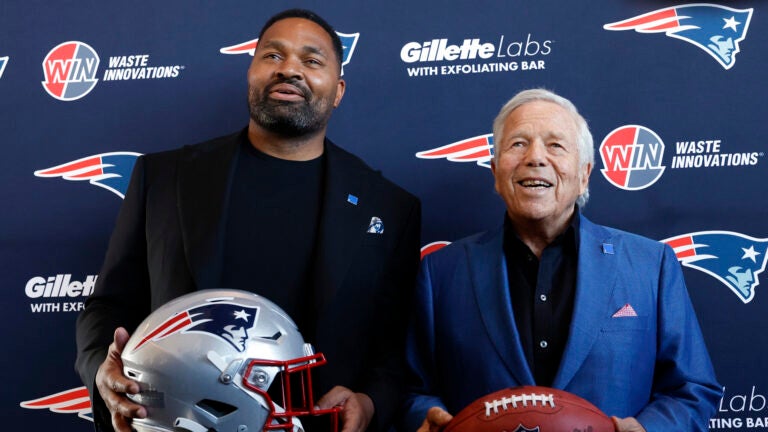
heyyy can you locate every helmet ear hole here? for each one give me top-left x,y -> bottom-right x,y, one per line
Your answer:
195,399 -> 238,418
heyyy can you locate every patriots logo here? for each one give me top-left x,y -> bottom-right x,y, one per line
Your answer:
20,386 -> 93,422
131,300 -> 260,353
604,4 -> 753,70
219,31 -> 360,75
0,56 -> 8,79
513,426 -> 539,432
34,152 -> 140,199
416,134 -> 494,168
421,241 -> 451,260
663,231 -> 768,303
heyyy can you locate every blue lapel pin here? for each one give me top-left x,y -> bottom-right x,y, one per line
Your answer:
347,194 -> 359,205
602,243 -> 615,254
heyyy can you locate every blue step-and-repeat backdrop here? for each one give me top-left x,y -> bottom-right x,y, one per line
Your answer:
2,1 -> 766,430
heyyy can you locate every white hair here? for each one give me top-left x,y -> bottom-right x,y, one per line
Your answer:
492,88 -> 594,207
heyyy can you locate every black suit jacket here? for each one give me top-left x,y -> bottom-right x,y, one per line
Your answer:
75,130 -> 421,431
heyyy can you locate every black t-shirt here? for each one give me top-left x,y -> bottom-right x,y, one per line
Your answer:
221,136 -> 325,334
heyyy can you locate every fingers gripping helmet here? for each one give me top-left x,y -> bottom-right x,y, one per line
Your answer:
121,289 -> 339,432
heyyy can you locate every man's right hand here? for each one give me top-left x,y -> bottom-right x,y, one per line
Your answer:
95,327 -> 147,432
417,406 -> 453,432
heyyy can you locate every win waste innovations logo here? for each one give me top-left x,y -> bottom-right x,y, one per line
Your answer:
41,41 -> 184,101
42,41 -> 99,101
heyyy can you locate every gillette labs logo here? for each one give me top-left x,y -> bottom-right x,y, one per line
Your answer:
401,35 -> 553,77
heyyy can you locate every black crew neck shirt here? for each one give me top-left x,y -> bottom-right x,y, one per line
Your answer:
221,136 -> 325,334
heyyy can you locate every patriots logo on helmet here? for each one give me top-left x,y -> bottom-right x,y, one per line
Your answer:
663,231 -> 768,303
20,386 -> 93,422
416,134 -> 494,168
34,152 -> 141,199
132,300 -> 260,353
219,32 -> 360,75
604,4 -> 753,70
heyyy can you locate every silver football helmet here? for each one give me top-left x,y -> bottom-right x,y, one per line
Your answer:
121,289 -> 339,432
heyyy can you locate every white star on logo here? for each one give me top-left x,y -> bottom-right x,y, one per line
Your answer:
741,245 -> 761,263
723,16 -> 741,32
233,309 -> 251,321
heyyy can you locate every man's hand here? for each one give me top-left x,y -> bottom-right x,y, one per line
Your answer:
417,406 -> 453,432
315,386 -> 374,432
612,416 -> 646,432
94,327 -> 146,432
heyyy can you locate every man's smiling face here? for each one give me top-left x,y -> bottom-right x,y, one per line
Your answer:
491,100 -> 592,230
247,17 -> 345,137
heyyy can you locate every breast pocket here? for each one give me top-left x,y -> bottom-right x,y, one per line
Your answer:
601,315 -> 649,332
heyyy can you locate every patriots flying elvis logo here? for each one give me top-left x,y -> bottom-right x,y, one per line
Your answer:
20,386 -> 93,422
416,134 -> 494,168
604,4 -> 753,70
663,231 -> 768,303
220,31 -> 359,75
131,300 -> 260,353
34,152 -> 140,199
0,56 -> 8,79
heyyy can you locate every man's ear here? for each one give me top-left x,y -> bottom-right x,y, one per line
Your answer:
333,78 -> 346,108
580,162 -> 593,194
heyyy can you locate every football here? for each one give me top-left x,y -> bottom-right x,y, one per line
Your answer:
444,386 -> 614,432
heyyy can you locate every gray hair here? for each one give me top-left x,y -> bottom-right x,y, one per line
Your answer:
491,88 -> 594,207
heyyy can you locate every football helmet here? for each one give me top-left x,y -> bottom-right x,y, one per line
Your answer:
121,289 -> 339,432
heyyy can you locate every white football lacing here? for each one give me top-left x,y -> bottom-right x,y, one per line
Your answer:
484,393 -> 556,417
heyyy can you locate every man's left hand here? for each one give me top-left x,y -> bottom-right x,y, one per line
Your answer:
612,416 -> 646,432
316,386 -> 374,432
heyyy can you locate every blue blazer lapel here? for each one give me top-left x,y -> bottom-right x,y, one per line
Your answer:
554,213 -> 618,389
467,226 -> 535,386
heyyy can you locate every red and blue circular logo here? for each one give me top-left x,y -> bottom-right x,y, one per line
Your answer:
599,125 -> 666,190
41,41 -> 100,101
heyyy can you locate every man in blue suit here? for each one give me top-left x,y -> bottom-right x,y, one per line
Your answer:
401,89 -> 721,432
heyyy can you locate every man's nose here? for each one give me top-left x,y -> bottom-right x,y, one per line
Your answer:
523,141 -> 547,166
275,56 -> 303,79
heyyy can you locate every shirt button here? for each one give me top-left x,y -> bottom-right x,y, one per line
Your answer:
539,294 -> 547,302
539,340 -> 548,348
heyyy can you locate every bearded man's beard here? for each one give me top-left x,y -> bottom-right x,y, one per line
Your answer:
249,81 -> 333,137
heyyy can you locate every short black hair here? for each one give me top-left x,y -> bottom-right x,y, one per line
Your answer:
257,9 -> 344,72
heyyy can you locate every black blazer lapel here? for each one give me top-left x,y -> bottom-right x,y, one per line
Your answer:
177,131 -> 241,290
312,141 -> 375,310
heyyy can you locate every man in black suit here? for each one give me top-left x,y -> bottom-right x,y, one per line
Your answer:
75,9 -> 421,432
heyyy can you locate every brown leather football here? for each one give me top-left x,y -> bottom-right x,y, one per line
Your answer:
443,386 -> 614,432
